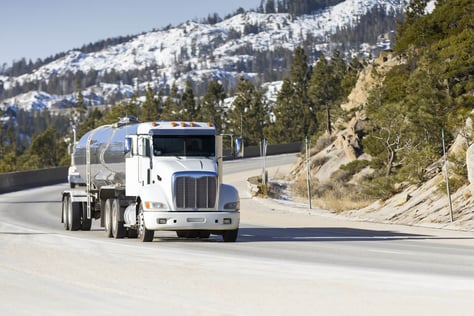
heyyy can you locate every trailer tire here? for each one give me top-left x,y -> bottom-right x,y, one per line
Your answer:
62,195 -> 70,230
69,202 -> 81,231
112,199 -> 126,239
138,204 -> 154,242
80,202 -> 92,231
127,229 -> 138,239
104,199 -> 113,238
222,229 -> 238,242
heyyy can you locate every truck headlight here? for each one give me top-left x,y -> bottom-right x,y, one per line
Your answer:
144,201 -> 166,209
224,201 -> 240,211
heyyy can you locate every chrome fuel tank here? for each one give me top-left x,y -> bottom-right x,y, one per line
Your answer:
74,120 -> 139,189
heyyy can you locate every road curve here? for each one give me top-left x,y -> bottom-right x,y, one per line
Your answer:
1,154 -> 473,316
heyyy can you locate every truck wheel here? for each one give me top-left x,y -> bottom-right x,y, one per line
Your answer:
62,195 -> 70,230
222,229 -> 238,242
138,204 -> 154,242
80,202 -> 92,231
111,199 -> 126,239
104,199 -> 113,238
69,202 -> 81,231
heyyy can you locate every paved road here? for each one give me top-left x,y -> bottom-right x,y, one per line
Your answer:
1,154 -> 473,316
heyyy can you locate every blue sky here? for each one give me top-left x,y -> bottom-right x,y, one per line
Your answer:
0,0 -> 259,66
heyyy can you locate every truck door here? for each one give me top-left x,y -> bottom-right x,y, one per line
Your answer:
137,136 -> 152,186
125,135 -> 139,196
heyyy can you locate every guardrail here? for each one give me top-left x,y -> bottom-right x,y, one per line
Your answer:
0,142 -> 302,194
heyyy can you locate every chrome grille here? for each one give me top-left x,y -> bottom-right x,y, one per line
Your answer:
175,175 -> 217,209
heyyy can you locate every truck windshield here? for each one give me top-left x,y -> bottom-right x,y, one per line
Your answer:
152,135 -> 215,157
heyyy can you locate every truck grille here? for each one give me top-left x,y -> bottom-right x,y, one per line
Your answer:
175,175 -> 217,209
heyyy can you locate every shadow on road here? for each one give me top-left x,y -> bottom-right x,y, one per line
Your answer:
236,227 -> 473,242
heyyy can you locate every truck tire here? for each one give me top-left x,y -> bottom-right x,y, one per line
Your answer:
62,195 -> 70,230
69,202 -> 81,231
104,199 -> 113,238
80,202 -> 92,231
138,204 -> 154,242
111,199 -> 126,239
222,229 -> 238,242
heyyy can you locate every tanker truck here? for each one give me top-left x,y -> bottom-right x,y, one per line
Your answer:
61,116 -> 240,242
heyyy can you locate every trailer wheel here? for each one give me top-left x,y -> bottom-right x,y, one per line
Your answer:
62,195 -> 70,230
127,229 -> 138,239
222,229 -> 238,242
138,204 -> 154,242
111,199 -> 126,239
69,201 -> 81,231
80,202 -> 92,231
104,199 -> 113,238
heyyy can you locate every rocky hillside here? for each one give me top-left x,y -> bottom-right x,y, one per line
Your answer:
288,51 -> 474,231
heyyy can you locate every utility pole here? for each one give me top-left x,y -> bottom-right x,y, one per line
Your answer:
306,136 -> 312,209
442,129 -> 454,222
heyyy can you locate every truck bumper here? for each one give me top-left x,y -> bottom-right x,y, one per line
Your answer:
143,211 -> 240,231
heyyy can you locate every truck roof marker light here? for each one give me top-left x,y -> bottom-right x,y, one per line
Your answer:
152,121 -> 158,127
190,122 -> 195,127
171,122 -> 177,127
181,122 -> 186,127
207,122 -> 213,127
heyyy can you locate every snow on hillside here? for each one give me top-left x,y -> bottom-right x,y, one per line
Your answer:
1,0 -> 409,112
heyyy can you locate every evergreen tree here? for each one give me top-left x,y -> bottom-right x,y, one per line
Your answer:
265,78 -> 298,143
78,107 -> 103,138
22,126 -> 68,169
180,80 -> 197,121
141,84 -> 162,121
308,50 -> 347,135
289,46 -> 316,139
265,0 -> 276,13
228,77 -> 267,146
162,83 -> 181,121
200,80 -> 226,133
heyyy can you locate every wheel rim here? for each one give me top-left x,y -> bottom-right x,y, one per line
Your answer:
105,202 -> 111,233
67,197 -> 72,229
63,197 -> 69,229
112,204 -> 117,234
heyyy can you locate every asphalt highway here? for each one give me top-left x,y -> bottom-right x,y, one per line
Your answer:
1,154 -> 473,315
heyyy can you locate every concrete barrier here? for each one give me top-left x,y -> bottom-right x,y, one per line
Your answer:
0,167 -> 68,194
224,142 -> 303,159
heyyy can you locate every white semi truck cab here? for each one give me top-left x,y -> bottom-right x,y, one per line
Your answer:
61,117 -> 240,242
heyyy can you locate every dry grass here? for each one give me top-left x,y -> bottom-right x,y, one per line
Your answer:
292,178 -> 375,212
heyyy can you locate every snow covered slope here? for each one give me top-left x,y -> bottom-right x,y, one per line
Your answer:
1,0 -> 409,112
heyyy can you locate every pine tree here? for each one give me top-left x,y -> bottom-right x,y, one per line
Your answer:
265,78 -> 297,143
227,77 -> 267,146
289,46 -> 316,139
162,83 -> 181,121
141,84 -> 162,121
200,80 -> 226,133
308,50 -> 348,135
180,80 -> 197,121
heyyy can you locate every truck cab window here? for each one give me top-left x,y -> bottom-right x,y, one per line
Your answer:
153,135 -> 215,157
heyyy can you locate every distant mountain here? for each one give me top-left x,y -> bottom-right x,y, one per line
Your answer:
0,0 -> 408,113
